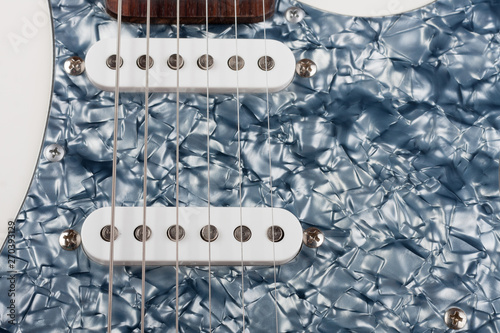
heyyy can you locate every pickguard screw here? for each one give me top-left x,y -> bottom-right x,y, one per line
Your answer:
64,56 -> 85,76
197,54 -> 214,70
168,54 -> 185,70
258,56 -> 275,71
228,55 -> 245,71
285,7 -> 305,23
44,144 -> 65,162
59,229 -> 81,251
444,308 -> 467,330
296,59 -> 317,78
303,227 -> 324,248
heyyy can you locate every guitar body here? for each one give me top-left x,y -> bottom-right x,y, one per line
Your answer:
2,0 -> 500,331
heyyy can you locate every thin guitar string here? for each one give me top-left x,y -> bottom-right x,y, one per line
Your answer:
232,1 -> 246,331
260,1 -> 279,330
140,0 -> 151,332
107,0 -> 122,331
175,0 -> 181,331
204,0 -> 213,331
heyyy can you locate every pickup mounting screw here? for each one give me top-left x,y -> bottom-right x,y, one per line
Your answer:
64,56 -> 85,76
168,54 -> 184,70
101,225 -> 119,242
59,229 -> 81,251
258,56 -> 275,71
444,308 -> 467,330
197,54 -> 214,70
285,7 -> 305,23
201,225 -> 219,242
296,59 -> 317,78
167,225 -> 186,241
228,55 -> 245,71
44,144 -> 65,162
303,227 -> 324,248
137,55 -> 154,70
106,55 -> 123,70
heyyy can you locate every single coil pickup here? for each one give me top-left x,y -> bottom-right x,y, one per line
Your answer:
81,207 -> 303,266
84,38 -> 296,93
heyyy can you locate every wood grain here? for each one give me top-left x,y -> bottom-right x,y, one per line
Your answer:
106,0 -> 276,24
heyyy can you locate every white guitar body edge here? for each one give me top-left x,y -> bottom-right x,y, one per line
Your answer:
0,0 -> 53,245
0,0 -> 438,246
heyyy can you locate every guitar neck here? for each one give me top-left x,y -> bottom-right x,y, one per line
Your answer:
106,0 -> 276,24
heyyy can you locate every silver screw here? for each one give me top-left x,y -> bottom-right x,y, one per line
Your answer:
44,144 -> 65,162
197,54 -> 214,70
285,7 -> 305,23
258,56 -> 275,71
134,225 -> 152,242
168,54 -> 184,70
59,229 -> 81,251
167,225 -> 186,241
228,55 -> 245,71
201,225 -> 219,242
444,308 -> 467,330
234,226 -> 252,242
267,226 -> 284,242
64,56 -> 85,76
303,227 -> 324,248
106,55 -> 123,70
296,59 -> 317,78
136,55 -> 154,70
100,225 -> 119,242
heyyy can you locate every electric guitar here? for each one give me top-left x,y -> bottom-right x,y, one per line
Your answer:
1,0 -> 499,331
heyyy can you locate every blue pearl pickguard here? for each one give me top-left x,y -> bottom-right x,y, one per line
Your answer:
1,0 -> 500,331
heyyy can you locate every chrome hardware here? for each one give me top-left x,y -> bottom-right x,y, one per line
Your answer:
134,225 -> 152,242
44,144 -> 65,162
258,56 -> 275,71
168,54 -> 184,70
201,225 -> 219,242
59,229 -> 81,251
267,226 -> 284,242
303,227 -> 324,248
228,55 -> 245,71
285,7 -> 305,23
197,54 -> 214,70
234,226 -> 252,242
296,59 -> 317,78
444,308 -> 467,330
106,55 -> 123,70
167,225 -> 186,241
136,55 -> 154,70
64,56 -> 85,76
100,225 -> 119,242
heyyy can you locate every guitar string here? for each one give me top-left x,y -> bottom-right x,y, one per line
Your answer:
260,1 -> 279,331
107,0 -> 123,331
140,0 -> 152,332
232,1 -> 246,331
175,0 -> 181,331
204,0 -> 214,331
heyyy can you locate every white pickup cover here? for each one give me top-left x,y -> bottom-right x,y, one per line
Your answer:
85,38 -> 296,93
81,207 -> 303,266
